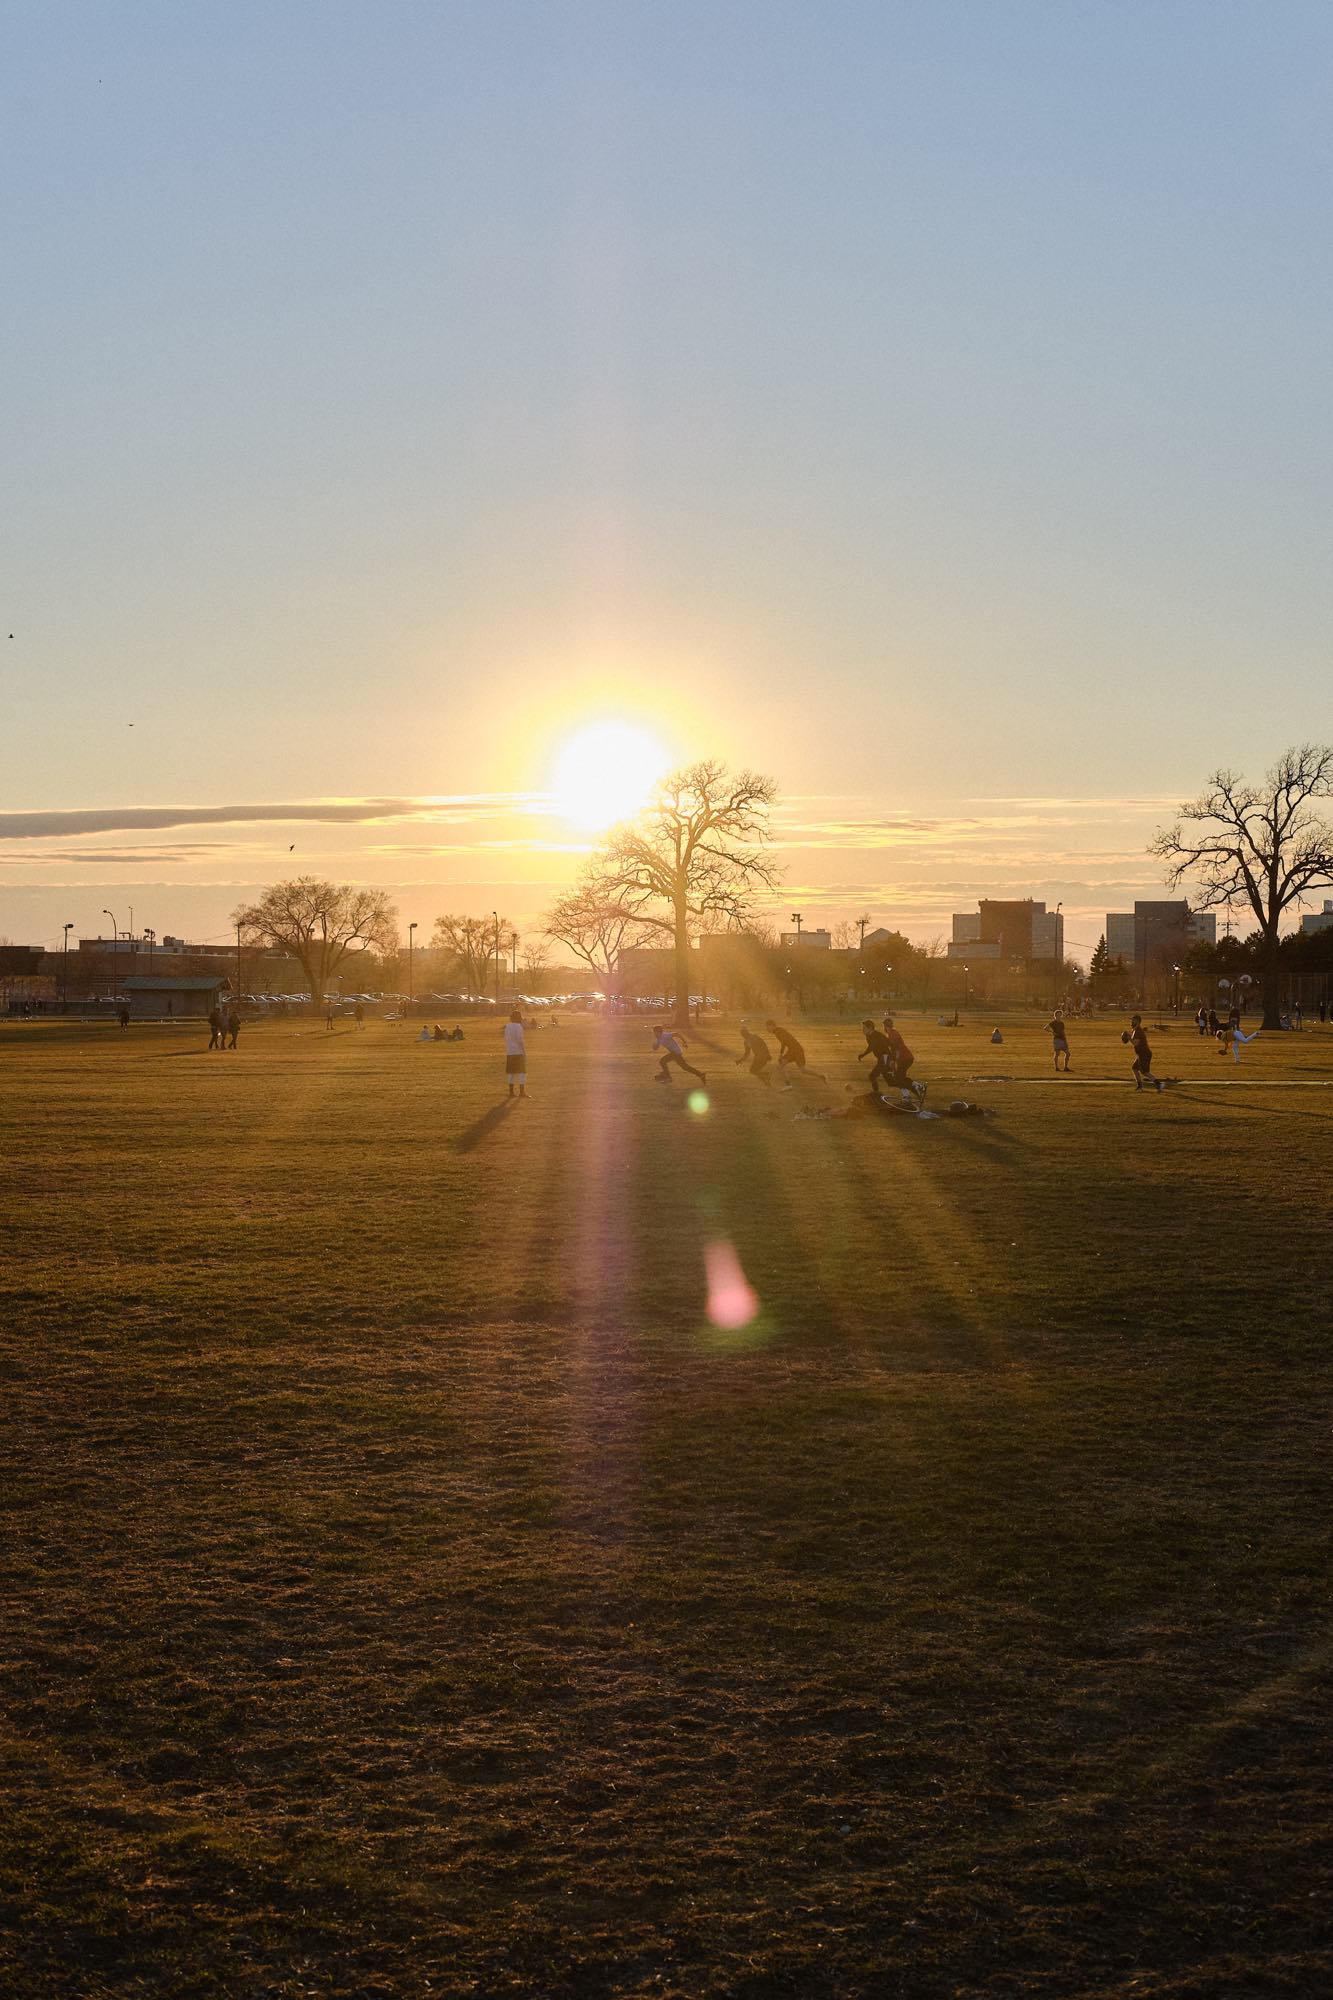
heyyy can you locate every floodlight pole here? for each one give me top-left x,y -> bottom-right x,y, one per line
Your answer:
1052,903 -> 1062,1011
62,923 -> 73,1009
493,911 -> 500,1006
408,922 -> 417,1009
103,909 -> 118,1004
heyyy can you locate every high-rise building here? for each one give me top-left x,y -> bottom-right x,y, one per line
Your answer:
1104,900 -> 1214,967
946,900 -> 1063,962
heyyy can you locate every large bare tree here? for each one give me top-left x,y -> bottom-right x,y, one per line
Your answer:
544,876 -> 651,994
1150,743 -> 1333,1027
233,878 -> 398,1004
432,913 -> 509,1000
593,760 -> 780,1026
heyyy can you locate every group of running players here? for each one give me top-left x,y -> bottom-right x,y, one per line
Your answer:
651,1013 -> 923,1101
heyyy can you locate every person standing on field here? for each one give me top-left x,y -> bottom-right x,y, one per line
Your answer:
1125,1014 -> 1164,1093
207,1005 -> 224,1050
503,1009 -> 528,1097
1045,1011 -> 1072,1071
226,1007 -> 240,1049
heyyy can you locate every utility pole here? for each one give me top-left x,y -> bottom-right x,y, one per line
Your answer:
408,922 -> 417,1009
1052,902 -> 1062,1011
236,921 -> 242,1006
493,911 -> 500,1007
103,909 -> 118,1004
62,922 -> 73,1010
790,911 -> 803,943
857,915 -> 869,950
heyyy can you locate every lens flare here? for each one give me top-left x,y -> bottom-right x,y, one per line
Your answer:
704,1239 -> 760,1331
687,1089 -> 710,1116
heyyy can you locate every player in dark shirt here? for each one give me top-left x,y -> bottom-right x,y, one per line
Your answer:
858,1020 -> 896,1094
1125,1013 -> 1164,1093
735,1022 -> 773,1085
1045,1013 -> 1071,1072
764,1018 -> 827,1085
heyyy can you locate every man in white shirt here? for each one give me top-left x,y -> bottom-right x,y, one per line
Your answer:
503,1010 -> 528,1097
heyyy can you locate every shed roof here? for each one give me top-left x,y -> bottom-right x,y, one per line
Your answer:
122,976 -> 226,992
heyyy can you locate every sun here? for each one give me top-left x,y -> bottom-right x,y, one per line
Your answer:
549,719 -> 672,831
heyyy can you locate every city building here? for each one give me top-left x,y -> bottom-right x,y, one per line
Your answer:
946,899 -> 1064,963
1301,900 -> 1333,935
779,928 -> 832,950
1104,901 -> 1215,966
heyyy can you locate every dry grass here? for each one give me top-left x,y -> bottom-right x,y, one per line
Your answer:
2,1011 -> 1331,1997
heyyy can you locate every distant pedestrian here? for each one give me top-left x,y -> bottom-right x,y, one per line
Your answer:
504,1009 -> 528,1097
653,1024 -> 705,1085
354,1001 -> 365,1029
207,1006 -> 224,1050
325,1003 -> 336,1031
117,1006 -> 130,1030
765,1018 -> 826,1084
1045,1012 -> 1071,1071
735,1022 -> 773,1086
1123,1013 -> 1164,1093
226,1008 -> 240,1049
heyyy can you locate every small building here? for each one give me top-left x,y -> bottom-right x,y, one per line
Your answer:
1301,900 -> 1333,936
121,976 -> 229,1020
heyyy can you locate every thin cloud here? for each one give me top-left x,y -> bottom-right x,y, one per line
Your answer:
0,795 -> 547,843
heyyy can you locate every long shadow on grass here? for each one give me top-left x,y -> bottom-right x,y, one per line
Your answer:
453,1099 -> 516,1153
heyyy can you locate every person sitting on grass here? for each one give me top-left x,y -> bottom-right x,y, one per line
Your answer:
735,1021 -> 773,1086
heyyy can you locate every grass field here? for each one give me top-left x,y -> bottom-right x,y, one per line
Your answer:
3,1011 -> 1332,1998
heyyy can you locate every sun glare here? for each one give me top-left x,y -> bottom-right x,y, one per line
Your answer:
549,720 -> 671,830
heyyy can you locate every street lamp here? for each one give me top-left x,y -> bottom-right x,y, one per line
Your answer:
1172,963 -> 1181,1015
408,921 -> 417,1009
144,926 -> 155,971
493,911 -> 501,1005
103,909 -> 118,1002
963,963 -> 970,1011
62,922 -> 73,1009
1052,903 -> 1062,1010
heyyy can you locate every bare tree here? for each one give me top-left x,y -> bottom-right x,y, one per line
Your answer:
1150,743 -> 1333,1027
432,913 -> 508,999
233,878 -> 398,1005
519,938 -> 553,995
593,761 -> 780,1026
544,877 -> 651,994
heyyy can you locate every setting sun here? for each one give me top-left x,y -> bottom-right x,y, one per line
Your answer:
548,720 -> 672,831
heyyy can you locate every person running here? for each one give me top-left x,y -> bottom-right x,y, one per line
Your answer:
1124,1013 -> 1164,1092
207,1004 -> 224,1050
503,1009 -> 528,1097
735,1021 -> 773,1086
1045,1011 -> 1071,1072
764,1018 -> 826,1084
880,1012 -> 921,1098
858,1019 -> 897,1095
653,1024 -> 706,1085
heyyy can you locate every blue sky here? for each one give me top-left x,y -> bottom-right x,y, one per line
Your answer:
3,3 -> 1332,951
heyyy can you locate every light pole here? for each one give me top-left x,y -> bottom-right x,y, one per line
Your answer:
790,911 -> 803,943
103,909 -> 118,1003
1052,903 -> 1062,1011
963,963 -> 970,1011
511,929 -> 518,990
62,922 -> 73,1009
408,922 -> 417,1009
1172,962 -> 1181,1015
493,911 -> 500,1006
144,926 -> 155,971
236,921 -> 243,1006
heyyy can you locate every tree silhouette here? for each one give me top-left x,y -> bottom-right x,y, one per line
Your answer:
1150,744 -> 1333,1027
234,878 -> 398,1006
593,761 -> 780,1027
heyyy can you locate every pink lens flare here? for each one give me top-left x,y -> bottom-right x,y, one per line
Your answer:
704,1238 -> 760,1331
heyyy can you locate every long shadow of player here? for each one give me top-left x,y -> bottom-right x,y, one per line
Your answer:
454,1100 -> 515,1154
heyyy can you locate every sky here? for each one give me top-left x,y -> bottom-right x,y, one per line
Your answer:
4,1 -> 1333,961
